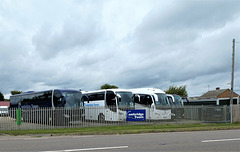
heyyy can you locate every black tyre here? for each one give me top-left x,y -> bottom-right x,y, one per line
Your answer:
98,113 -> 105,123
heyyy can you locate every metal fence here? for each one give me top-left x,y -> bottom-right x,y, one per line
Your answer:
0,105 -> 231,131
184,105 -> 230,123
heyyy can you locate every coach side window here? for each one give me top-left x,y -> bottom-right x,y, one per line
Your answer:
42,92 -> 52,107
106,91 -> 116,106
137,95 -> 153,106
97,93 -> 104,100
53,90 -> 63,107
87,92 -> 104,102
106,91 -> 117,112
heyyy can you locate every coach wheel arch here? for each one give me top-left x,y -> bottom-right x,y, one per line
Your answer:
98,113 -> 105,123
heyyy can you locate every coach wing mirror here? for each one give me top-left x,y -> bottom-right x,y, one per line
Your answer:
59,96 -> 66,105
117,94 -> 122,102
55,96 -> 65,107
134,94 -> 140,102
82,95 -> 89,103
106,91 -> 116,100
146,95 -> 153,105
61,96 -> 66,104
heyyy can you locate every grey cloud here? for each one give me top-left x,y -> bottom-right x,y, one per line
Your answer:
32,20 -> 103,60
0,66 -> 34,94
0,30 -> 35,95
125,0 -> 239,89
144,0 -> 240,31
1,0 -> 240,98
135,0 -> 240,50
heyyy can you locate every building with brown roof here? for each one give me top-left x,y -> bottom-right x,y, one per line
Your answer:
199,87 -> 239,100
188,87 -> 240,105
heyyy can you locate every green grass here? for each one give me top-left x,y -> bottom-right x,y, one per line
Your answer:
1,123 -> 240,136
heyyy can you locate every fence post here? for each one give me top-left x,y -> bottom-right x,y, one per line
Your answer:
224,105 -> 227,123
176,106 -> 178,124
149,105 -> 151,123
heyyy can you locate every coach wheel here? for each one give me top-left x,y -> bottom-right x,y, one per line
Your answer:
98,114 -> 105,123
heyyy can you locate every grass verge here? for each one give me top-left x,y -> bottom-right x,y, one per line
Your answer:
1,123 -> 240,136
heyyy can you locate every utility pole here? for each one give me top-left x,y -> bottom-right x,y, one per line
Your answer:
230,39 -> 235,123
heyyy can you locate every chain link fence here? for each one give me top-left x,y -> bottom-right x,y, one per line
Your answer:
0,105 -> 231,131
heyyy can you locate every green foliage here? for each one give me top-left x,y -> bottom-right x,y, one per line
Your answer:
10,90 -> 22,95
0,92 -> 4,101
100,83 -> 118,89
165,85 -> 188,97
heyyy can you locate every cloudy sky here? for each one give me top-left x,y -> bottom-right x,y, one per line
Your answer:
1,0 -> 240,99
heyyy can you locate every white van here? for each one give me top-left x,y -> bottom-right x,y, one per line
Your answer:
0,106 -> 9,116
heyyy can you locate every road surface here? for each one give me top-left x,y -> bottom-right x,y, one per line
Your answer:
0,130 -> 240,151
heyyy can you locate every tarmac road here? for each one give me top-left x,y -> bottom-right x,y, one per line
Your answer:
0,129 -> 240,151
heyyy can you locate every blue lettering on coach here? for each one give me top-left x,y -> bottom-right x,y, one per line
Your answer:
85,103 -> 100,106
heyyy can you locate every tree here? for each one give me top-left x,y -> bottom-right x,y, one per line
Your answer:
100,83 -> 118,89
165,85 -> 188,97
10,90 -> 22,95
0,92 -> 4,101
